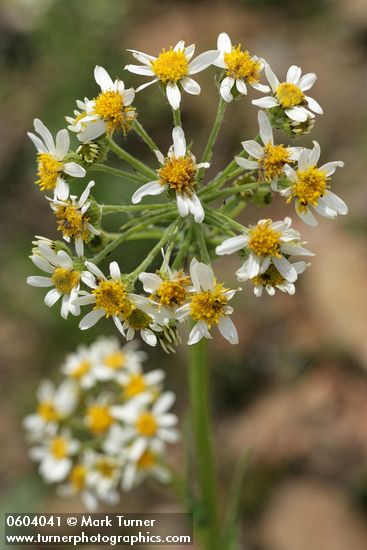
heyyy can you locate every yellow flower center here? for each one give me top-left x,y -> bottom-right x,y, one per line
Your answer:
93,280 -> 132,318
252,264 -> 285,287
86,404 -> 113,434
153,276 -> 190,307
158,156 -> 197,195
224,45 -> 261,82
96,458 -> 115,478
69,464 -> 87,490
276,82 -> 305,108
70,360 -> 90,379
137,450 -> 156,470
123,373 -> 147,399
37,400 -> 59,422
94,90 -> 136,135
50,436 -> 68,459
55,203 -> 90,240
126,308 -> 152,330
248,221 -> 282,257
51,267 -> 80,294
136,411 -> 158,437
151,48 -> 189,83
36,153 -> 63,191
291,166 -> 328,212
104,351 -> 126,370
190,282 -> 228,328
258,144 -> 290,183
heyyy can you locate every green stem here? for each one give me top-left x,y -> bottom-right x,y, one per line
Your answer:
127,220 -> 180,283
106,137 -> 157,179
89,163 -> 146,183
172,225 -> 193,269
189,338 -> 220,550
201,181 -> 258,203
133,120 -> 159,153
193,224 -> 211,263
197,98 -> 227,184
90,212 -> 176,264
172,108 -> 181,126
101,203 -> 168,214
104,230 -> 165,241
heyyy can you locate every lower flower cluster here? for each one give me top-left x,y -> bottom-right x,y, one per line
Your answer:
23,337 -> 178,510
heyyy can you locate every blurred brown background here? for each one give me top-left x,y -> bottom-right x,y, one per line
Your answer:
0,0 -> 367,549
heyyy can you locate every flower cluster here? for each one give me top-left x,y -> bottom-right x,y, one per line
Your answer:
26,34 -> 348,352
24,338 -> 178,509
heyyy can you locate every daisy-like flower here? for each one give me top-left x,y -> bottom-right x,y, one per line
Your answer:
239,259 -> 310,297
117,363 -> 165,401
61,344 -> 97,389
29,428 -> 79,483
28,119 -> 86,200
111,391 -> 179,459
27,241 -> 82,319
91,337 -> 147,382
49,180 -> 100,256
125,41 -> 219,110
281,141 -> 347,226
84,450 -> 122,506
76,261 -> 165,346
216,217 -> 314,283
252,64 -> 323,122
236,111 -> 300,185
175,258 -> 240,345
76,66 -> 136,142
23,379 -> 78,439
213,32 -> 269,102
132,126 -> 207,223
139,254 -> 191,317
84,394 -> 116,437
57,455 -> 99,511
65,97 -> 90,134
122,440 -> 171,492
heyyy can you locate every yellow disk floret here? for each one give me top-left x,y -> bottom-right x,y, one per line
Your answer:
51,267 -> 80,294
252,264 -> 285,287
137,450 -> 156,470
86,404 -> 113,434
276,82 -> 305,109
158,156 -> 197,195
153,276 -> 190,307
94,90 -> 136,134
104,351 -> 126,370
93,280 -> 131,318
37,400 -> 59,422
36,153 -> 63,191
258,144 -> 290,183
126,308 -> 152,330
69,464 -> 87,490
70,360 -> 91,379
151,48 -> 189,83
248,221 -> 282,257
123,373 -> 147,399
55,204 -> 90,241
224,45 -> 261,83
190,282 -> 228,328
50,436 -> 68,459
96,458 -> 115,478
291,166 -> 328,212
136,412 -> 158,437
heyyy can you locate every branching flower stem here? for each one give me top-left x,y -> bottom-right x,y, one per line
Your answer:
197,98 -> 227,184
133,120 -> 160,153
89,163 -> 147,183
106,137 -> 157,179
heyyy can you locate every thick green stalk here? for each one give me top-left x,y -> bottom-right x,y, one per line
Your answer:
189,339 -> 220,550
197,98 -> 227,184
106,137 -> 157,179
102,203 -> 168,214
